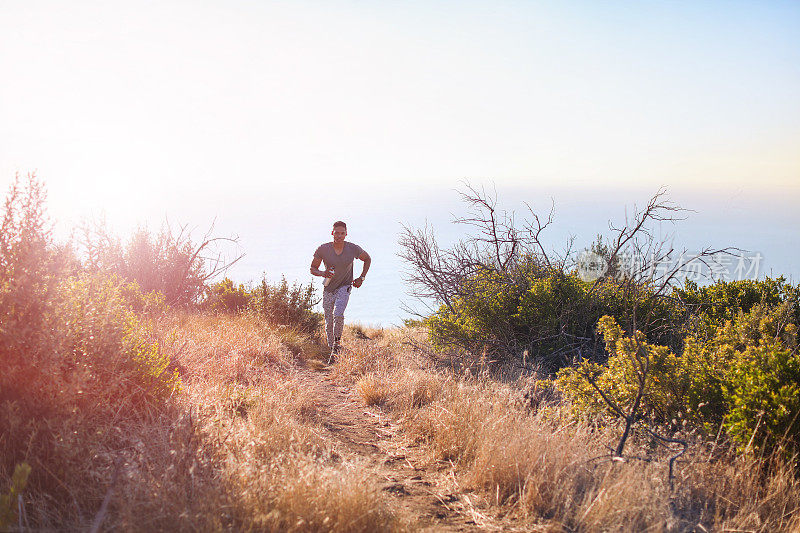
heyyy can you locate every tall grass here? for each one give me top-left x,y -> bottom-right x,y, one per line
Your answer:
115,312 -> 399,532
331,325 -> 800,532
3,305 -> 398,530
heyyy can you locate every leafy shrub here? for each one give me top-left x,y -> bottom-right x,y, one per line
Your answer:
249,276 -> 322,336
1,272 -> 181,509
80,219 -> 241,308
114,274 -> 168,315
0,463 -> 31,530
202,277 -> 251,313
0,176 -> 180,520
55,273 -> 181,404
717,301 -> 799,455
402,317 -> 425,328
427,266 -> 680,371
724,341 -> 800,455
556,315 -> 688,423
557,295 -> 800,457
402,185 -> 702,372
675,278 -> 800,340
679,299 -> 800,435
0,174 -> 65,359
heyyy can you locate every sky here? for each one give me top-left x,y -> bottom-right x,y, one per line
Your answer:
1,1 -> 799,323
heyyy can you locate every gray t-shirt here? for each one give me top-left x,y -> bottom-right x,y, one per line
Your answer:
314,241 -> 365,292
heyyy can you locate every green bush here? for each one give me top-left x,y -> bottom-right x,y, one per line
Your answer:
556,315 -> 689,423
426,264 -> 681,371
0,463 -> 31,530
675,278 -> 800,340
0,174 -> 65,360
556,294 -> 800,457
400,186 -> 695,370
202,277 -> 251,313
55,273 -> 180,404
1,271 -> 181,508
115,274 -> 168,315
724,341 -> 800,455
717,301 -> 799,454
249,276 -> 322,336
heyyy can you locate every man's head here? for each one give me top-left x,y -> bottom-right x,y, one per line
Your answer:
332,221 -> 347,242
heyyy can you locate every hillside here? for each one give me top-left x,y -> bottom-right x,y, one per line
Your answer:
2,176 -> 799,531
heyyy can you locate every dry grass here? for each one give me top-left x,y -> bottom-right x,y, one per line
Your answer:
329,326 -> 800,532
10,310 -> 800,531
155,312 -> 400,532
401,378 -> 800,531
162,311 -> 294,382
6,311 -> 400,531
242,458 -> 400,532
355,374 -> 389,406
346,322 -> 386,342
181,377 -> 398,532
329,340 -> 397,381
388,369 -> 444,410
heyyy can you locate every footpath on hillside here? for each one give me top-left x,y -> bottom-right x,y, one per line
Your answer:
292,359 -> 511,532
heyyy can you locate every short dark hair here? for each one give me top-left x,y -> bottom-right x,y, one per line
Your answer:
333,221 -> 347,230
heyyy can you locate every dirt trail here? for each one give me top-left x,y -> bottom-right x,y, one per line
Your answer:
292,364 -> 498,532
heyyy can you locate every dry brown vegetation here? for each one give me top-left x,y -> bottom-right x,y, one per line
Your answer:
4,310 -> 800,531
136,314 -> 401,532
330,324 -> 800,532
3,311 -> 399,531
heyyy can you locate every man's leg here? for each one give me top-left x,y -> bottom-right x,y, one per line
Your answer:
331,285 -> 351,352
322,289 -> 335,349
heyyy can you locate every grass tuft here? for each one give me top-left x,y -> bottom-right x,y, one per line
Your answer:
355,374 -> 388,406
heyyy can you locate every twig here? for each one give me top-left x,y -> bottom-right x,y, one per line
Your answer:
644,427 -> 689,491
89,458 -> 122,533
18,493 -> 29,531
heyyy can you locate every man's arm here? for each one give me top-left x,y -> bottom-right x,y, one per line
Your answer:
352,251 -> 371,288
310,256 -> 332,278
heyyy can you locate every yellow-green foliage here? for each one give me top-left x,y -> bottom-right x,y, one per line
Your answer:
426,269 -> 515,349
0,177 -> 180,520
56,273 -> 180,403
515,273 -> 591,332
556,316 -> 687,422
117,275 -> 167,316
0,175 -> 63,359
719,303 -> 800,454
0,463 -> 31,529
558,302 -> 800,456
676,277 -> 800,340
1,271 -> 181,512
725,343 -> 800,453
202,276 -> 250,313
249,276 -> 322,335
674,299 -> 799,432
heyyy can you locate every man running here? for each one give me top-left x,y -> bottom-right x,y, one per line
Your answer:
310,221 -> 371,358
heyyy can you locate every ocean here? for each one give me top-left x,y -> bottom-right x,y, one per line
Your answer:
208,182 -> 800,328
